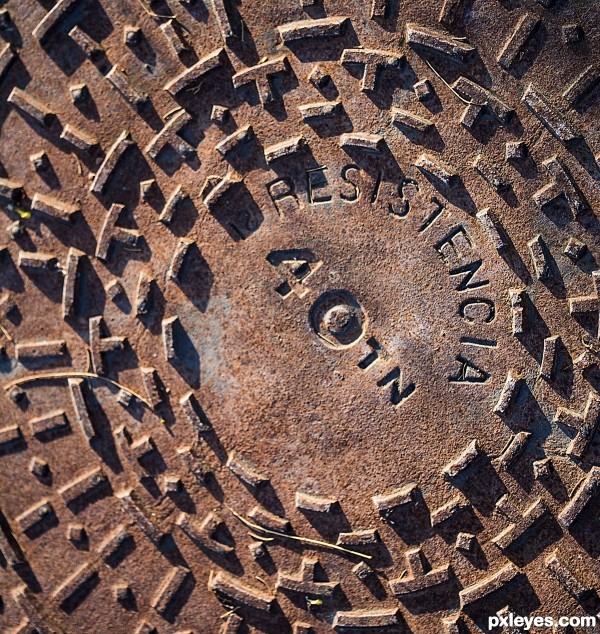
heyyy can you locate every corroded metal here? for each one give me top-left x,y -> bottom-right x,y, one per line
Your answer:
1,0 -> 600,632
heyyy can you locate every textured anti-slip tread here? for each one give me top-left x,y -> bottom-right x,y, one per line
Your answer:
0,0 -> 600,632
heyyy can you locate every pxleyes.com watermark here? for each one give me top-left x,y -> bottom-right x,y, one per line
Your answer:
488,612 -> 597,630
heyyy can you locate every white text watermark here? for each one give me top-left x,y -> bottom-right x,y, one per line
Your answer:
489,612 -> 597,630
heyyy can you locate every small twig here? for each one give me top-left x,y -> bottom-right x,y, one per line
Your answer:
85,347 -> 93,373
132,4 -> 191,39
254,576 -> 269,590
74,155 -> 83,176
191,80 -> 205,95
4,371 -> 153,410
228,507 -> 372,560
164,106 -> 184,120
0,323 -> 13,343
316,332 -> 338,348
135,0 -> 175,19
248,531 -> 275,542
219,607 -> 239,620
569,474 -> 587,497
425,60 -> 480,106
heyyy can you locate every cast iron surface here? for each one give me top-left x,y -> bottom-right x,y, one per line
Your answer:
0,0 -> 600,632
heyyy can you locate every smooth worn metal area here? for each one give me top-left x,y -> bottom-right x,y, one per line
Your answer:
1,0 -> 600,632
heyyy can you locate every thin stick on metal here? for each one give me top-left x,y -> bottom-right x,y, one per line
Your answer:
135,0 -> 174,19
0,323 -> 13,342
4,371 -> 153,409
228,507 -> 372,560
425,60 -> 480,106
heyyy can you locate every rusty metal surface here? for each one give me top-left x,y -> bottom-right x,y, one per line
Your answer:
0,0 -> 600,632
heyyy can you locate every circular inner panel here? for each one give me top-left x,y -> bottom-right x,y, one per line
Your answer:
0,1 -> 600,633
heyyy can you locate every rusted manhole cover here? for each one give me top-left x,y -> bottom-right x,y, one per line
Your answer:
1,0 -> 600,632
